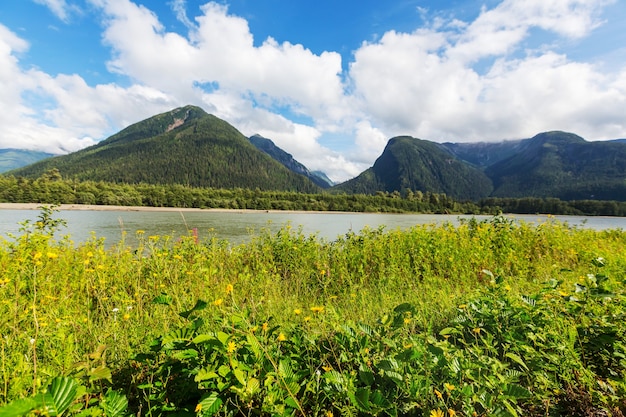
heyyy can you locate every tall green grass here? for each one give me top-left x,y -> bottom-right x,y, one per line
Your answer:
0,209 -> 625,415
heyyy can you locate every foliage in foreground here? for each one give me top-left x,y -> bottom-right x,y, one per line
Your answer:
1,208 -> 626,415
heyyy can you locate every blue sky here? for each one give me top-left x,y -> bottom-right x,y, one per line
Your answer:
1,0 -> 625,181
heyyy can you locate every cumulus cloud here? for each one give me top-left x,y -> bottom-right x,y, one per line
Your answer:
2,0 -> 625,181
349,0 -> 626,144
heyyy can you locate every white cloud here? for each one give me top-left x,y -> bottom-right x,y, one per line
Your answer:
2,0 -> 626,182
33,0 -> 81,23
349,0 -> 626,144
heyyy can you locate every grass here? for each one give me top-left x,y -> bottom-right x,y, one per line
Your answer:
0,208 -> 625,416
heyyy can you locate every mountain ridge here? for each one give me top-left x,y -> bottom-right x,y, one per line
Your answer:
4,106 -> 626,202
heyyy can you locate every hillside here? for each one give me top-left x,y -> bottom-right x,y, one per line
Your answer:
334,136 -> 493,200
485,131 -> 626,200
0,149 -> 53,173
8,106 -> 321,193
440,140 -> 524,168
248,134 -> 332,188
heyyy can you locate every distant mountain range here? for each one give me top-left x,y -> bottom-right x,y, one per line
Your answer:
4,105 -> 626,201
248,134 -> 333,188
0,149 -> 54,173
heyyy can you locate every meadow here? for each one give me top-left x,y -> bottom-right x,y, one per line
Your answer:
0,207 -> 625,416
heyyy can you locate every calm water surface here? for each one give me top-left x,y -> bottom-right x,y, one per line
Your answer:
1,209 -> 625,247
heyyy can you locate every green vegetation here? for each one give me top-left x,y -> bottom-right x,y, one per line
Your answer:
8,106 -> 320,193
1,207 -> 625,415
334,137 -> 493,201
5,172 -> 626,216
485,132 -> 626,201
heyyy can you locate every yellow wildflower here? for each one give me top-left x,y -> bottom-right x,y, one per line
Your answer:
195,403 -> 202,413
434,389 -> 443,400
325,411 -> 333,417
430,409 -> 444,417
262,322 -> 269,332
472,327 -> 482,335
225,283 -> 234,295
310,306 -> 324,314
444,383 -> 455,391
46,252 -> 58,259
213,298 -> 223,307
322,365 -> 332,372
277,333 -> 286,342
227,341 -> 236,353
303,316 -> 311,322
293,308 -> 302,315
448,409 -> 457,417
123,313 -> 131,321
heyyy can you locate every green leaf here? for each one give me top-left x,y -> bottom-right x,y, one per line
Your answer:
197,392 -> 223,416
358,369 -> 375,385
180,299 -> 208,318
173,348 -> 199,360
233,368 -> 247,386
285,396 -> 299,409
350,387 -> 371,412
101,389 -> 128,417
503,383 -> 532,399
0,398 -> 39,417
439,327 -> 459,336
195,368 -> 219,382
505,352 -> 529,371
90,365 -> 113,383
41,377 -> 80,416
152,293 -> 172,305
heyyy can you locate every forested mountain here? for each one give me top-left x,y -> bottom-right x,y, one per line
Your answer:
0,149 -> 53,173
248,134 -> 332,188
8,106 -> 321,192
439,140 -> 524,168
484,131 -> 626,200
5,104 -> 626,202
334,136 -> 494,200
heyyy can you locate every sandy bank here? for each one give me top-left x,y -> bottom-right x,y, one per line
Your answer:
0,203 -> 353,215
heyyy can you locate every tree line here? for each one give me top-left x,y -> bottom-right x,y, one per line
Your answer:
2,171 -> 626,216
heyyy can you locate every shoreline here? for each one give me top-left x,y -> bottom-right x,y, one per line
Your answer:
0,202 -> 359,215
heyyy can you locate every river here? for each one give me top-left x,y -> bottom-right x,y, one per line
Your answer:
1,207 -> 625,247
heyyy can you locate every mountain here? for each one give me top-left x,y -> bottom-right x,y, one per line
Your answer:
248,134 -> 332,188
485,131 -> 626,200
7,106 -> 321,193
334,136 -> 493,200
0,149 -> 54,173
440,140 -> 524,168
311,170 -> 334,187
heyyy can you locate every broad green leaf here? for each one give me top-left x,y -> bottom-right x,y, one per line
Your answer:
246,378 -> 260,395
197,392 -> 223,416
173,348 -> 199,361
350,387 -> 371,412
503,383 -> 531,399
505,352 -> 529,371
195,368 -> 219,382
89,365 -> 113,383
358,369 -> 375,385
39,377 -> 80,416
192,334 -> 218,345
152,293 -> 172,305
439,327 -> 459,336
233,368 -> 247,386
0,398 -> 39,417
101,389 -> 128,417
